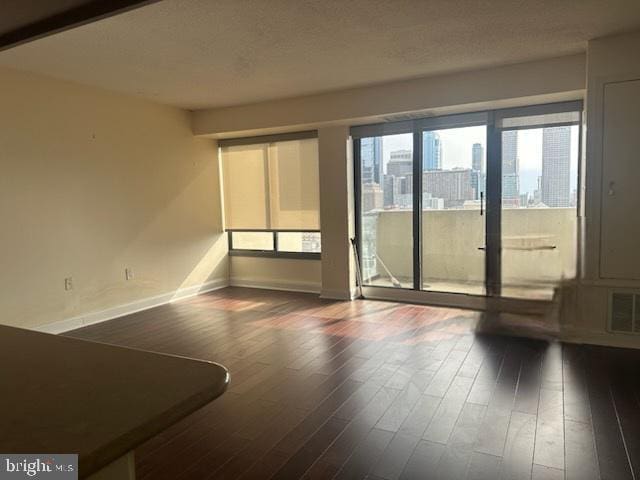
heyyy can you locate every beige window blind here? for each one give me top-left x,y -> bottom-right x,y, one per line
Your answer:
221,136 -> 320,230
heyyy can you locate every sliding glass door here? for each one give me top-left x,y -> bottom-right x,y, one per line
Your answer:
354,101 -> 582,302
421,126 -> 487,295
358,133 -> 414,288
497,108 -> 581,300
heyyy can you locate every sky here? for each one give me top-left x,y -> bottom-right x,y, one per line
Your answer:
381,125 -> 579,196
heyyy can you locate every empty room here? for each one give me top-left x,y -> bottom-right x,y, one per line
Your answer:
2,1 -> 640,479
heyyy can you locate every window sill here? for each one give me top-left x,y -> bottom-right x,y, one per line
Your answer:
229,250 -> 321,260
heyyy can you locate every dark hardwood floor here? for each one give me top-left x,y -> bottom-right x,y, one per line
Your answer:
66,287 -> 640,480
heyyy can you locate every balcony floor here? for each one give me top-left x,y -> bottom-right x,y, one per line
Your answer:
366,276 -> 555,301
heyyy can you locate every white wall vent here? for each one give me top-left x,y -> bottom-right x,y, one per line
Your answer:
609,292 -> 640,334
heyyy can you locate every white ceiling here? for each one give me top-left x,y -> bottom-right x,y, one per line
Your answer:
1,0 -> 640,110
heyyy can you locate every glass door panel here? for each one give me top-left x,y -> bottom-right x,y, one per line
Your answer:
500,125 -> 579,300
359,133 -> 414,288
421,126 -> 487,295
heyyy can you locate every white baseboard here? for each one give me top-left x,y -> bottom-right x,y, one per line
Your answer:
320,287 -> 357,301
34,278 -> 229,334
561,325 -> 640,349
229,277 -> 321,294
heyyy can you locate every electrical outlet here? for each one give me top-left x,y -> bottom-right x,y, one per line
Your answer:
64,277 -> 73,291
125,268 -> 134,281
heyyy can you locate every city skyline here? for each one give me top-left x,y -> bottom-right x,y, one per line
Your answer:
362,125 -> 577,211
377,126 -> 579,199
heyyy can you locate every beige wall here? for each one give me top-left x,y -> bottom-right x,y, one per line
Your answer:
193,54 -> 585,137
318,126 -> 356,299
0,67 -> 228,329
229,257 -> 321,293
566,30 -> 640,347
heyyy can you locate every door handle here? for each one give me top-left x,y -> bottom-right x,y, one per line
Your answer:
480,191 -> 484,216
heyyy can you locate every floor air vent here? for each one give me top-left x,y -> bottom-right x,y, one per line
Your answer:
609,292 -> 640,333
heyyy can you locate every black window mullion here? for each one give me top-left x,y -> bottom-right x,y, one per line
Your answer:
353,138 -> 363,281
485,113 -> 502,297
413,128 -> 423,291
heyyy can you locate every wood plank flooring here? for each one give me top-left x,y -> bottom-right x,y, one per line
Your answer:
66,287 -> 640,480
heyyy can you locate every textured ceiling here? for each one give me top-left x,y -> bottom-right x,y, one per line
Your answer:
1,0 -> 640,110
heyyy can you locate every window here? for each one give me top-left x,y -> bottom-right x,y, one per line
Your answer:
277,231 -> 321,253
359,133 -> 414,288
220,132 -> 321,259
421,125 -> 487,296
230,231 -> 274,251
228,231 -> 321,258
497,109 -> 581,300
353,101 -> 582,301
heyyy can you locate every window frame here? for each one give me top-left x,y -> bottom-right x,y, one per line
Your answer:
221,130 -> 321,261
352,100 -> 583,299
227,229 -> 321,260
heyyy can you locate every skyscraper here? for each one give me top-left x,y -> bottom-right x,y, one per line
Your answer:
422,131 -> 442,170
361,137 -> 383,184
362,183 -> 384,212
382,173 -> 412,208
472,143 -> 483,172
471,143 -> 484,200
423,169 -> 475,209
541,126 -> 571,207
502,131 -> 518,175
383,175 -> 396,207
502,130 -> 520,205
386,150 -> 413,176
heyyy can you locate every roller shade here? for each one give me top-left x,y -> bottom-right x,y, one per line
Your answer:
495,100 -> 583,130
221,136 -> 320,230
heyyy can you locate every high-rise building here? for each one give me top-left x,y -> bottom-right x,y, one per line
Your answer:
532,176 -> 542,205
570,188 -> 577,207
387,150 -> 413,176
362,183 -> 384,212
502,131 -> 518,175
301,232 -> 321,253
361,137 -> 383,185
423,192 -> 444,210
383,175 -> 396,207
398,175 -> 412,209
383,173 -> 412,208
472,143 -> 483,172
541,126 -> 571,207
471,171 -> 482,200
471,143 -> 485,200
360,215 -> 379,280
502,130 -> 520,205
422,132 -> 442,170
423,169 -> 475,208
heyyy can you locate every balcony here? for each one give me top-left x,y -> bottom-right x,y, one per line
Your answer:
361,207 -> 577,300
